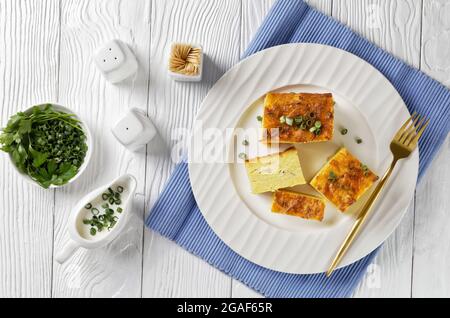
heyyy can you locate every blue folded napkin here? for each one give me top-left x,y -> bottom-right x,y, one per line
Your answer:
146,0 -> 450,298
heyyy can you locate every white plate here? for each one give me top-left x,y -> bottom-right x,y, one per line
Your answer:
188,43 -> 418,274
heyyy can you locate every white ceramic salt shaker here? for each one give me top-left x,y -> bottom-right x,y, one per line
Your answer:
94,39 -> 138,84
111,108 -> 157,152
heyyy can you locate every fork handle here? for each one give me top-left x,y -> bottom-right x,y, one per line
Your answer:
326,159 -> 398,277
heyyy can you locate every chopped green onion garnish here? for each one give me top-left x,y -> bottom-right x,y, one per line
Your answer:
108,187 -> 114,194
115,199 -> 122,205
91,208 -> 100,216
101,203 -> 109,209
242,139 -> 249,146
102,193 -> 109,200
114,192 -> 120,199
356,137 -> 363,144
294,116 -> 303,124
84,203 -> 92,210
117,186 -> 123,193
279,116 -> 286,124
117,207 -> 123,213
285,117 -> 294,126
90,228 -> 97,236
340,128 -> 348,135
256,115 -> 263,122
109,197 -> 115,204
309,112 -> 316,118
309,126 -> 317,133
238,152 -> 247,160
314,121 -> 322,128
82,219 -> 91,225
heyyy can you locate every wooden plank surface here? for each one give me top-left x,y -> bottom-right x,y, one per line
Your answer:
0,0 -> 59,298
413,0 -> 450,298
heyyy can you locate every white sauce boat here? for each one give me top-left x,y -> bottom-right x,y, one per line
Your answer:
56,174 -> 137,264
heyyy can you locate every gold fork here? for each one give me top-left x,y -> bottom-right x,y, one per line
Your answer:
326,112 -> 429,277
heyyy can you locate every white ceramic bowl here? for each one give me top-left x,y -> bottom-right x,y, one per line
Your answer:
7,103 -> 93,189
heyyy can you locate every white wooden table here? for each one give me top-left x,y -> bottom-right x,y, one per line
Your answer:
0,0 -> 448,298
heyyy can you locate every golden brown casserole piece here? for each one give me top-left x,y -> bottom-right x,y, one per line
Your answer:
262,92 -> 334,143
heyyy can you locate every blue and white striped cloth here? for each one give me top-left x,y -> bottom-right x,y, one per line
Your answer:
146,0 -> 450,297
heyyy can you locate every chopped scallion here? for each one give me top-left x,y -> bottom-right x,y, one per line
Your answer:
238,152 -> 247,160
